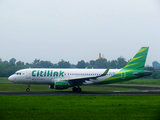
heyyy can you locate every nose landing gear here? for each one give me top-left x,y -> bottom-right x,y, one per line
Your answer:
26,84 -> 30,92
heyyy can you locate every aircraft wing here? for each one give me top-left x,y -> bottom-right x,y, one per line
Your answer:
59,66 -> 111,86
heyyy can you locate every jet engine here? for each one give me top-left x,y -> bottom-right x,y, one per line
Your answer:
49,81 -> 68,89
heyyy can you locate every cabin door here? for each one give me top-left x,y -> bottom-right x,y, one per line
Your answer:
26,70 -> 31,79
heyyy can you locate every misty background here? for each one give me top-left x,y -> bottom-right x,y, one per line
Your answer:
0,0 -> 160,66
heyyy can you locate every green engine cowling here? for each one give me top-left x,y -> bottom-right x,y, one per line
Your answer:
49,81 -> 69,89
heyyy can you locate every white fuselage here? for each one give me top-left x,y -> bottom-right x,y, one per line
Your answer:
8,68 -> 121,85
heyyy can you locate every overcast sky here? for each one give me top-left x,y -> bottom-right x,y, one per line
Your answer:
0,0 -> 160,66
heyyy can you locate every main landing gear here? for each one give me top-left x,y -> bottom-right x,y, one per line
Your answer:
72,86 -> 82,92
26,84 -> 30,92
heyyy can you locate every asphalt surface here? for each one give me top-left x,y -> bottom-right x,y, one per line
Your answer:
104,84 -> 160,90
0,84 -> 160,95
1,90 -> 160,96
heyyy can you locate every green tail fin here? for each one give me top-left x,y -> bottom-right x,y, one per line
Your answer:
123,47 -> 149,70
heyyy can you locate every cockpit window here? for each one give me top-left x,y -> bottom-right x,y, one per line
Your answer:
15,72 -> 21,75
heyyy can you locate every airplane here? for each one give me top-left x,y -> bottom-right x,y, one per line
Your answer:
8,47 -> 152,92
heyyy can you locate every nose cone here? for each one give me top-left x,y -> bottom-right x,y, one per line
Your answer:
8,75 -> 14,82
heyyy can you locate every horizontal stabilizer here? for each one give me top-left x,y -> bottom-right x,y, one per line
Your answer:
133,71 -> 153,76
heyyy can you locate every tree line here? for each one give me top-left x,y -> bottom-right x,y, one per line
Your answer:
0,57 -> 158,78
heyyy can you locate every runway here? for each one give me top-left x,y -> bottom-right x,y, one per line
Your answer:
103,84 -> 160,90
1,84 -> 160,96
1,90 -> 160,95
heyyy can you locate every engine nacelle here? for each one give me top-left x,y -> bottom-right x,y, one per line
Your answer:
49,81 -> 68,89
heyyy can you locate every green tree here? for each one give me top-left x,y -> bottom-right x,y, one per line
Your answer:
3,60 -> 9,64
26,63 -> 31,66
94,59 -> 108,68
110,60 -> 118,68
76,60 -> 86,68
39,61 -> 54,68
9,58 -> 16,65
90,60 -> 96,67
33,59 -> 40,65
58,59 -> 70,68
16,61 -> 24,65
117,56 -> 127,68
151,72 -> 160,79
0,58 -> 2,64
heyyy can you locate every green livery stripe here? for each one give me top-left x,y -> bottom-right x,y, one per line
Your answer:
122,47 -> 149,70
101,71 -> 122,82
123,70 -> 132,72
104,76 -> 121,81
124,63 -> 138,68
100,47 -> 149,84
137,47 -> 148,53
129,56 -> 143,63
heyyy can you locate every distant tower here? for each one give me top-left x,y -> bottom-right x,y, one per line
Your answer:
99,53 -> 101,59
102,54 -> 104,59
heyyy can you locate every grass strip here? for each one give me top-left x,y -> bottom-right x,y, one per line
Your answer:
0,95 -> 160,120
0,77 -> 10,83
0,83 -> 136,91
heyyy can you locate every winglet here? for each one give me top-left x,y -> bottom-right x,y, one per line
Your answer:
85,67 -> 88,69
101,66 -> 111,76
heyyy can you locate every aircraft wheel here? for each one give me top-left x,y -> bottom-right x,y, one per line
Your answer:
77,87 -> 82,92
72,87 -> 77,92
26,88 -> 30,92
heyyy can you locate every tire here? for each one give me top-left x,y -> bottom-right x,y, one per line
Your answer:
72,87 -> 77,92
26,88 -> 30,92
77,87 -> 82,92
